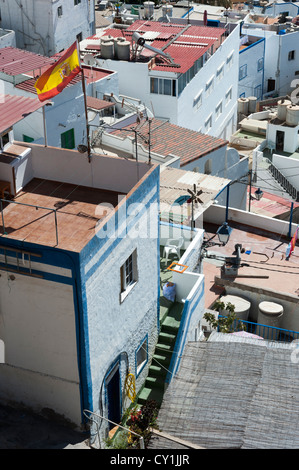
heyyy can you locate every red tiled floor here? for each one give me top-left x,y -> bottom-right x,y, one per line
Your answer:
0,178 -> 123,252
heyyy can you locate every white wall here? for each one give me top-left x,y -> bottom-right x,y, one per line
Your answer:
0,29 -> 16,48
238,38 -> 265,99
0,271 -> 81,425
267,122 -> 299,154
0,0 -> 95,56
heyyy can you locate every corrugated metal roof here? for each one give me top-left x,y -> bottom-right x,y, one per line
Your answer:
0,47 -> 55,76
159,166 -> 229,223
0,94 -> 50,134
90,20 -> 226,74
86,96 -> 115,110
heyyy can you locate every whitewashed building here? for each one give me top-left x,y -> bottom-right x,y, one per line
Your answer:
241,13 -> 299,97
80,18 -> 240,140
238,36 -> 265,100
0,46 -> 119,149
0,28 -> 16,49
0,0 -> 95,56
0,140 -> 160,442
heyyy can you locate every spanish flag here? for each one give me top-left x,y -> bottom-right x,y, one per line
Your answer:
34,42 -> 81,102
286,225 -> 299,259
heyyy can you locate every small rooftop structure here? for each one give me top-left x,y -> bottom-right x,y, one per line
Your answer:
81,19 -> 226,74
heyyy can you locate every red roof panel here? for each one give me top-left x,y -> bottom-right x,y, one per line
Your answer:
0,94 -> 50,134
0,47 -> 55,76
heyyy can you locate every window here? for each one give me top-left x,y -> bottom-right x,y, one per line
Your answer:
226,51 -> 234,69
193,90 -> 202,109
215,101 -> 223,119
288,50 -> 295,61
239,64 -> 247,80
61,128 -> 75,149
136,336 -> 148,376
57,5 -> 63,17
205,76 -> 214,96
74,0 -> 81,4
254,84 -> 262,100
216,62 -> 224,82
150,77 -> 176,96
76,32 -> 82,43
205,114 -> 212,132
225,87 -> 232,105
120,249 -> 138,302
257,58 -> 264,71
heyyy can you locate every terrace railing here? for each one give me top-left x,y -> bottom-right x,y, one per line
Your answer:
218,316 -> 299,343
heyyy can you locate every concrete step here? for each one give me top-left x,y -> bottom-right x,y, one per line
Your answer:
158,331 -> 176,345
145,376 -> 165,390
148,364 -> 166,378
137,387 -> 163,407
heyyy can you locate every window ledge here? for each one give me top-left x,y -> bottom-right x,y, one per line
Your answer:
120,281 -> 137,303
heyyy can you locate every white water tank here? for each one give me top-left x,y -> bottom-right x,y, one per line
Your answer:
286,105 -> 299,126
277,99 -> 291,121
219,294 -> 251,321
144,1 -> 154,18
248,96 -> 257,114
116,40 -> 130,61
258,301 -> 283,340
162,4 -> 173,17
237,98 -> 249,115
101,41 -> 115,59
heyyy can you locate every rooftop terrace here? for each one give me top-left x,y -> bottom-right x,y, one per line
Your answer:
0,178 -> 122,252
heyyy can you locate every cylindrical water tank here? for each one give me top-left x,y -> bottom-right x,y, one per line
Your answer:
286,105 -> 299,126
101,41 -> 115,59
237,98 -> 249,115
114,37 -> 125,58
277,99 -> 291,121
258,301 -> 283,340
101,35 -> 113,43
219,294 -> 251,321
248,96 -> 257,114
162,4 -> 173,17
143,1 -> 155,18
116,40 -> 130,61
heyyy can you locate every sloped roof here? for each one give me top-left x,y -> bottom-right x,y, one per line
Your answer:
149,335 -> 299,449
0,47 -> 55,76
110,118 -> 228,166
0,94 -> 50,134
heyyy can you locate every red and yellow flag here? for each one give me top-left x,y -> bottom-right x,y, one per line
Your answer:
34,42 -> 81,102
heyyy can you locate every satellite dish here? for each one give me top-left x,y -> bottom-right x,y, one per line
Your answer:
77,144 -> 88,153
83,54 -> 96,66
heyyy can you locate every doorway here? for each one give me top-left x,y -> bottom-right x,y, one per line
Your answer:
267,79 -> 275,93
106,363 -> 121,430
276,130 -> 285,152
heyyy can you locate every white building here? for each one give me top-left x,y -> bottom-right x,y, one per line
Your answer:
80,18 -> 240,140
238,36 -> 265,100
0,46 -> 120,149
241,13 -> 299,97
0,28 -> 16,49
0,0 -> 95,56
0,138 -> 160,442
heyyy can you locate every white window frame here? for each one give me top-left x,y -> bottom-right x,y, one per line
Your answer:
120,249 -> 138,303
136,336 -> 148,376
193,90 -> 203,109
205,113 -> 212,132
215,100 -> 223,120
227,51 -> 234,69
216,62 -> 224,82
205,76 -> 214,97
225,86 -> 232,106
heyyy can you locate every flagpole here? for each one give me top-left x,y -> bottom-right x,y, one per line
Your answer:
77,40 -> 91,162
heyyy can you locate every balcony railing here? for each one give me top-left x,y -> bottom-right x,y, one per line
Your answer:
218,316 -> 299,343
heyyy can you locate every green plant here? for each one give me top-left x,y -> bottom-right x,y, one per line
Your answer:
204,301 -> 245,334
126,400 -> 159,448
